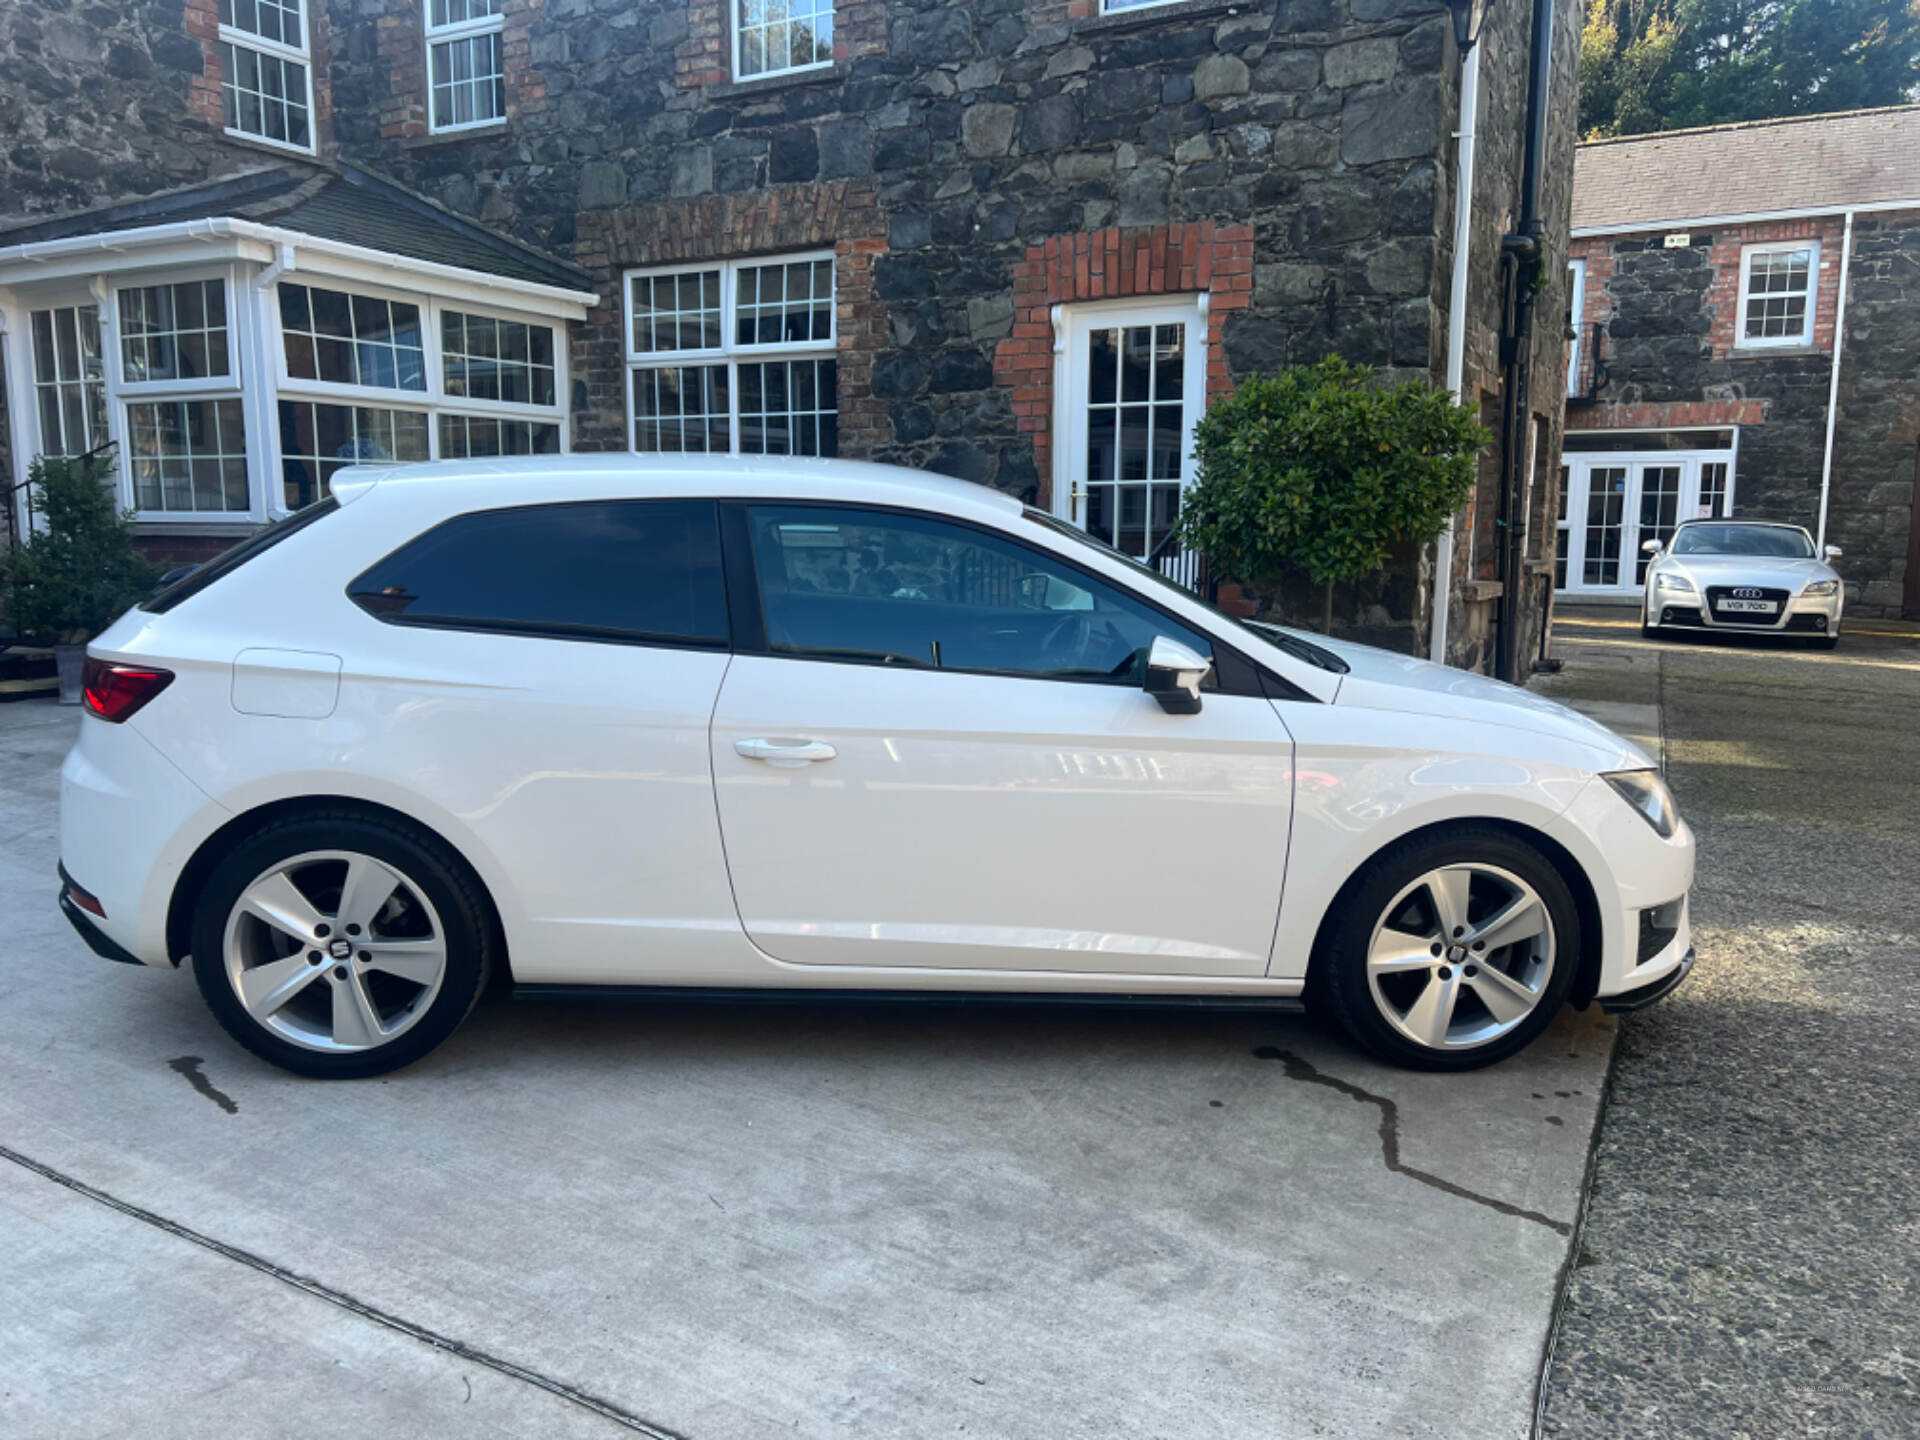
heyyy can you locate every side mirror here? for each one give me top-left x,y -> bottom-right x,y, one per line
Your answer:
1144,636 -> 1211,714
1824,545 -> 1843,560
1641,539 -> 1663,556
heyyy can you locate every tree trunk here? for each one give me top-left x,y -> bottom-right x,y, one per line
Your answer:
1322,582 -> 1334,636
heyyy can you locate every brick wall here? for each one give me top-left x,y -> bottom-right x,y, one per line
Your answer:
994,222 -> 1253,500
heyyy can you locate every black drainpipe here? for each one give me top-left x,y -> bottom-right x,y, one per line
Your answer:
1493,0 -> 1556,682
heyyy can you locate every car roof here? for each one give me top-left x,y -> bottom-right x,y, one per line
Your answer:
1673,517 -> 1807,532
328,453 -> 1026,524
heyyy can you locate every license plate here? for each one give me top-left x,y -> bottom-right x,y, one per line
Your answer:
1719,599 -> 1777,614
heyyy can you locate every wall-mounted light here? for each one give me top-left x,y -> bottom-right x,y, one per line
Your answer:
1445,0 -> 1495,52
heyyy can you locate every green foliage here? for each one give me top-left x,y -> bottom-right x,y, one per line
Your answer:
5,451 -> 159,643
1581,0 -> 1920,138
1177,357 -> 1489,605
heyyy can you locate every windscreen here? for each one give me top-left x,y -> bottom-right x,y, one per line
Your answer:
1670,524 -> 1814,558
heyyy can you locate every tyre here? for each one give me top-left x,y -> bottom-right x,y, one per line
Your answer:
190,812 -> 495,1078
1315,827 -> 1581,1071
1813,634 -> 1839,650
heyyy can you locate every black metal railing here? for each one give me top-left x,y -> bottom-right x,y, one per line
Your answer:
1146,526 -> 1218,604
1566,321 -> 1607,405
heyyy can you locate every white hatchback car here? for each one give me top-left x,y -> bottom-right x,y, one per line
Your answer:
60,456 -> 1695,1078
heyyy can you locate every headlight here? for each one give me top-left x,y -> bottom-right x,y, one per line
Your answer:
1802,579 -> 1839,597
1604,769 -> 1680,838
1654,572 -> 1695,592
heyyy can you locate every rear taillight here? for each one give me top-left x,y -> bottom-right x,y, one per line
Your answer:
82,657 -> 174,723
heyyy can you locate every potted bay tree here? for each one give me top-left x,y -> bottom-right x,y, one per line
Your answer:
5,451 -> 159,704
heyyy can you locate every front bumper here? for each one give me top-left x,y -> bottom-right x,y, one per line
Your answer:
1649,587 -> 1841,635
1601,946 -> 1695,1011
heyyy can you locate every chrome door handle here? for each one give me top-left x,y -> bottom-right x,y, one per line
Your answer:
734,737 -> 837,767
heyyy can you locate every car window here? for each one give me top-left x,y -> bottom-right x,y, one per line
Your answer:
745,504 -> 1214,684
1671,524 -> 1814,558
350,499 -> 728,646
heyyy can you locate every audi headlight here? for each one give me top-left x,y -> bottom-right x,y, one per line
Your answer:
1604,769 -> 1680,838
1802,579 -> 1839,597
1655,572 -> 1695,592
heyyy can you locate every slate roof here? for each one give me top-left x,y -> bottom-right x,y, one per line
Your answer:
1573,106 -> 1920,232
0,163 -> 590,292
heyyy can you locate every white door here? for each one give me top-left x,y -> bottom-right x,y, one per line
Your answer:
710,503 -> 1295,978
1053,298 -> 1208,566
1559,450 -> 1738,596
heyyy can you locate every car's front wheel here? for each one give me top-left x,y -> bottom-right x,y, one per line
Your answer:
1316,828 -> 1580,1071
190,812 -> 495,1078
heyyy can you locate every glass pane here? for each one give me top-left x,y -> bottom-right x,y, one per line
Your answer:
1088,330 -> 1117,405
744,504 -> 1213,683
1120,326 -> 1151,402
347,501 -> 729,644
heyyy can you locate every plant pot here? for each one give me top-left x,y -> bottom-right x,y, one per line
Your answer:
54,643 -> 87,707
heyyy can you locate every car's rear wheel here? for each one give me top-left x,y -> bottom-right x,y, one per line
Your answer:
190,814 -> 494,1078
1317,828 -> 1580,1071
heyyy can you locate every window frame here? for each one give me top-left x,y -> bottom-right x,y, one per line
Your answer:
623,252 -> 838,457
1734,238 -> 1820,350
217,0 -> 317,155
719,499 -> 1268,697
27,302 -> 110,461
269,274 -> 567,512
424,0 -> 509,135
1099,0 -> 1185,12
731,0 -> 836,84
111,268 -> 254,521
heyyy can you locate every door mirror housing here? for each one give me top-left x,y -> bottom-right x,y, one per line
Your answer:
1823,544 -> 1843,560
1144,636 -> 1211,714
1641,539 -> 1663,556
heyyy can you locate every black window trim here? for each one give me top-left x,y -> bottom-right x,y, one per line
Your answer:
345,497 -> 734,654
717,497 -> 1297,700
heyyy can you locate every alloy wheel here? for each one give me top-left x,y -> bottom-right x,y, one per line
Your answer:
222,849 -> 448,1053
1365,862 -> 1556,1051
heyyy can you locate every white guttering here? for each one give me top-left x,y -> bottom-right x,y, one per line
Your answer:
1429,40 -> 1482,665
0,217 -> 598,317
1815,209 -> 1855,550
1571,196 -> 1920,239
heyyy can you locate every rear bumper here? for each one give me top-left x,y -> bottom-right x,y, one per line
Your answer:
58,865 -> 145,967
1601,946 -> 1695,1012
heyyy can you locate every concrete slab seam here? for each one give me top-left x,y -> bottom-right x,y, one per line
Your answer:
1251,1048 -> 1574,1235
1527,1030 -> 1618,1439
0,1142 -> 685,1440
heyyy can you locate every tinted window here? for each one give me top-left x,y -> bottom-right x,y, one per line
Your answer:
746,505 -> 1212,683
1670,524 -> 1814,558
351,500 -> 728,645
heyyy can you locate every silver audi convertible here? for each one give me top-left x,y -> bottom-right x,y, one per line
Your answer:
1641,519 -> 1844,647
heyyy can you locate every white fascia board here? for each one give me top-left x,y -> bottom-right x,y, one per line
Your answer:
0,217 -> 597,318
1572,196 -> 1920,238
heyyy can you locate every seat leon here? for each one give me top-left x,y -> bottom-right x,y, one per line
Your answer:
59,456 -> 1696,1077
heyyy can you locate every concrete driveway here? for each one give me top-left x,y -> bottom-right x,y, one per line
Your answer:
1535,609 -> 1920,1438
0,698 -> 1611,1440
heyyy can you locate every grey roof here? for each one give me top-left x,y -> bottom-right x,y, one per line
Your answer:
0,163 -> 590,292
1573,106 -> 1920,232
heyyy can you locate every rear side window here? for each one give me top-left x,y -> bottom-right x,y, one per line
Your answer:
349,500 -> 728,647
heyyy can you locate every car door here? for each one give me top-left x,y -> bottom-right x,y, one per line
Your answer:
709,503 -> 1296,977
340,497 -> 742,984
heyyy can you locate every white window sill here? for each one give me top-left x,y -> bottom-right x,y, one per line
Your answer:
222,127 -> 317,159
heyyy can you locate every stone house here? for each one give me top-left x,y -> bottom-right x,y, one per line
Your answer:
0,0 -> 1579,668
1562,107 -> 1920,618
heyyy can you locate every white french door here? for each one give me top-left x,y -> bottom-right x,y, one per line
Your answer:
1557,449 -> 1736,596
1052,298 -> 1208,565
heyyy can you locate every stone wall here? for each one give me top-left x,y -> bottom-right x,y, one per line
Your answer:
1567,210 -> 1920,618
0,2 -> 258,222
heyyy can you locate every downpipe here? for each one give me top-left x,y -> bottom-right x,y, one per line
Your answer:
1493,0 -> 1557,684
